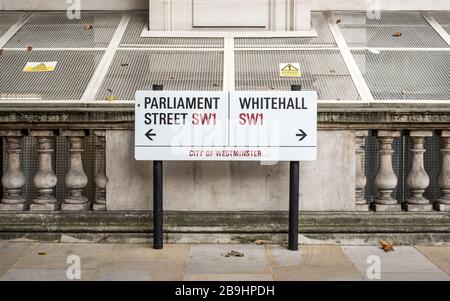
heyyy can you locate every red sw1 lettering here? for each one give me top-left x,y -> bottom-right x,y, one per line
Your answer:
239,113 -> 264,125
192,113 -> 216,125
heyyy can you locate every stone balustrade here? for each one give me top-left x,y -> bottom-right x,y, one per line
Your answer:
355,129 -> 450,212
0,130 -> 106,212
0,126 -> 449,212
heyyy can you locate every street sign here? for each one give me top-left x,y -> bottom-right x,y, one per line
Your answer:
135,91 -> 317,161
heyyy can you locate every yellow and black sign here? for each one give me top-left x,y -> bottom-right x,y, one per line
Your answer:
23,62 -> 57,72
279,63 -> 301,77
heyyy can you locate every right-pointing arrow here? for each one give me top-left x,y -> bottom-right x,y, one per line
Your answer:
296,129 -> 307,142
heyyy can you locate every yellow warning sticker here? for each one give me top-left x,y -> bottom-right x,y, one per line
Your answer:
279,63 -> 301,77
23,62 -> 57,72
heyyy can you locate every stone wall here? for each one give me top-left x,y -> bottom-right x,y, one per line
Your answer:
106,130 -> 355,211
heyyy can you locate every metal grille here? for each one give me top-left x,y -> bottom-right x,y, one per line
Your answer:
4,12 -> 123,49
431,12 -> 450,26
334,11 -> 431,26
96,50 -> 224,100
120,12 -> 224,48
443,25 -> 450,35
0,13 -> 25,38
352,49 -> 450,100
336,11 -> 449,48
2,135 -> 96,208
235,12 -> 336,48
364,134 -> 442,205
0,50 -> 104,100
235,49 -> 360,100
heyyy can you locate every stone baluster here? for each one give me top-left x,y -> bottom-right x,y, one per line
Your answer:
372,130 -> 402,212
30,130 -> 58,211
0,131 -> 27,211
435,130 -> 450,211
355,130 -> 369,211
403,131 -> 433,211
93,131 -> 107,211
61,130 -> 89,211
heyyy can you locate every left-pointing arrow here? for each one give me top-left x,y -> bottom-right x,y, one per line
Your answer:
145,129 -> 156,141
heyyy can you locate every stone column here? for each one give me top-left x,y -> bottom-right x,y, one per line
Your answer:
372,130 -> 402,212
61,130 -> 89,211
93,131 -> 107,211
435,130 -> 450,211
0,131 -> 27,211
403,131 -> 433,211
355,130 -> 369,211
30,130 -> 58,211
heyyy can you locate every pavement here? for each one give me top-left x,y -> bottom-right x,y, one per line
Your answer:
0,242 -> 449,281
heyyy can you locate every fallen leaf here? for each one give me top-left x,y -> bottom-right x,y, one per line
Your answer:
379,240 -> 395,252
230,250 -> 244,257
212,82 -> 219,87
221,250 -> 245,257
170,76 -> 175,80
336,19 -> 342,24
107,88 -> 113,93
0,49 -> 3,56
83,24 -> 94,31
27,46 -> 33,52
254,240 -> 267,245
268,85 -> 275,90
393,31 -> 402,37
38,252 -> 47,256
121,63 -> 129,67
329,69 -> 337,74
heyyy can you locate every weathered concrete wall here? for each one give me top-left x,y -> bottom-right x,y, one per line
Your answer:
106,130 -> 355,211
1,0 -> 450,11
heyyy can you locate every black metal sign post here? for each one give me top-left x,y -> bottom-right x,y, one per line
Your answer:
289,84 -> 302,251
152,84 -> 164,249
148,84 -> 303,251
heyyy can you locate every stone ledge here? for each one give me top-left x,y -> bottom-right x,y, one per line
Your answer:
0,103 -> 449,129
0,211 -> 449,234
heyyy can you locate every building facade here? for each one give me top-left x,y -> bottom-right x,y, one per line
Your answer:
0,0 -> 449,244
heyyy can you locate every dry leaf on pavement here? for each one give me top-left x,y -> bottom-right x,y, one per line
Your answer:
379,240 -> 395,252
83,24 -> 94,31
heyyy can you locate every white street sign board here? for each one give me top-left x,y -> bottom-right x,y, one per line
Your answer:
135,91 -> 317,161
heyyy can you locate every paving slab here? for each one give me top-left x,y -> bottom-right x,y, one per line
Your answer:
0,242 -> 40,258
107,243 -> 190,261
186,244 -> 270,275
0,268 -> 96,281
14,254 -> 105,270
184,274 -> 274,281
91,260 -> 185,281
300,245 -> 361,267
270,245 -> 363,281
265,245 -> 302,267
373,272 -> 448,281
0,257 -> 22,277
342,246 -> 450,280
33,243 -> 115,258
272,265 -> 364,281
415,246 -> 450,276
